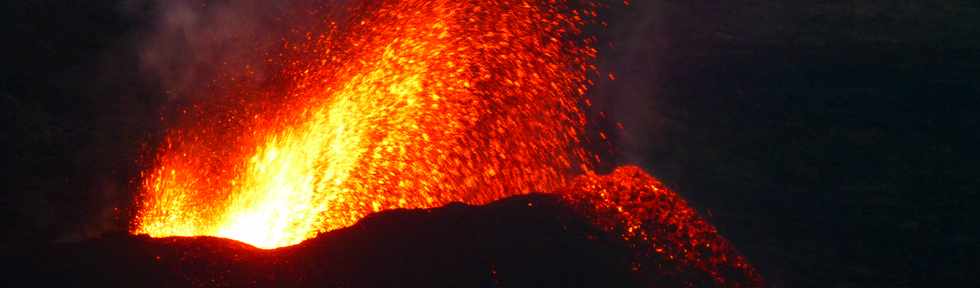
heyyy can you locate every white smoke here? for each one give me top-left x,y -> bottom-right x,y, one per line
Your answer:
592,1 -> 668,169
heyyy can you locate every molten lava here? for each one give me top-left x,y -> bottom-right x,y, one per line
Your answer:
133,0 -> 761,286
135,0 -> 596,249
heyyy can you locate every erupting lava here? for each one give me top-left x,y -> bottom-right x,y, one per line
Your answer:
133,0 -> 760,285
135,0 -> 596,249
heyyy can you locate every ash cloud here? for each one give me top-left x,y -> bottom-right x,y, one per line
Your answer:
124,0 -> 319,102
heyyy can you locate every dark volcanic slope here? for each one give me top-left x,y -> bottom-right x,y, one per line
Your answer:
14,194 -> 734,288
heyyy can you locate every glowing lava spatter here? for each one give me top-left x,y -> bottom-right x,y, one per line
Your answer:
133,0 -> 761,286
562,166 -> 763,286
135,0 -> 596,249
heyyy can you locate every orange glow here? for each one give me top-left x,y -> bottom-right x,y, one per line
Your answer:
131,1 -> 764,284
562,166 -> 764,286
134,0 -> 597,249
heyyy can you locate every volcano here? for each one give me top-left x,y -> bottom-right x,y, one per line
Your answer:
22,190 -> 760,287
14,166 -> 762,287
14,0 -> 763,287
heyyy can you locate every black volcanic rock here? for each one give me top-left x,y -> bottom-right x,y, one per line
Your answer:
15,194 -> 655,288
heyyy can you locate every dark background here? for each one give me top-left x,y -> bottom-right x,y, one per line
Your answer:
3,1 -> 978,287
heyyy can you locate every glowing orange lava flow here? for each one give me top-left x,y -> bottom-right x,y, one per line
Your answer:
135,0 -> 597,249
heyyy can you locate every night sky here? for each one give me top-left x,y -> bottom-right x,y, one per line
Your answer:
3,1 -> 978,286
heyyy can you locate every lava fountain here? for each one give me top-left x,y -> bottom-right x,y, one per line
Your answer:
133,0 -> 760,286
135,0 -> 597,249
